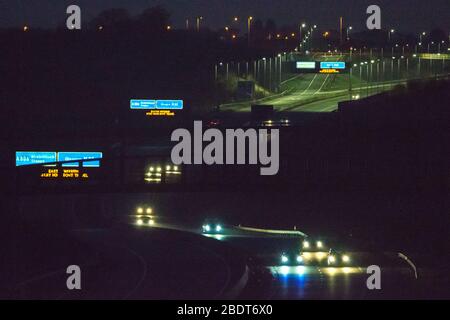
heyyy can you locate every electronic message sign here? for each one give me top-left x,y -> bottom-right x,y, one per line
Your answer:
58,152 -> 103,167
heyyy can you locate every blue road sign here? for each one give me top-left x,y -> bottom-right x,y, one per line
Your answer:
156,100 -> 184,109
130,99 -> 183,110
58,152 -> 103,167
320,62 -> 346,69
16,151 -> 57,166
130,100 -> 157,109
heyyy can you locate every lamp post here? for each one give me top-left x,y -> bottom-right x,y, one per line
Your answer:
247,16 -> 253,46
388,29 -> 395,41
196,16 -> 203,32
299,23 -> 306,49
347,26 -> 353,40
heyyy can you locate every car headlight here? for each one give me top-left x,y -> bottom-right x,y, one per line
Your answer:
136,219 -> 143,225
148,219 -> 154,226
146,207 -> 152,214
316,241 -> 323,248
137,207 -> 143,214
303,241 -> 310,249
216,225 -> 222,232
296,255 -> 303,263
281,255 -> 289,263
203,224 -> 211,232
342,255 -> 350,263
328,255 -> 336,264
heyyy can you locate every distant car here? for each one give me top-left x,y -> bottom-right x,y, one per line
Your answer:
135,215 -> 155,226
302,239 -> 327,251
202,221 -> 224,234
134,207 -> 155,226
260,119 -> 291,127
327,249 -> 351,266
280,251 -> 304,265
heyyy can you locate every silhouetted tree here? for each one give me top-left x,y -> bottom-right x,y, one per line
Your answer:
137,6 -> 170,33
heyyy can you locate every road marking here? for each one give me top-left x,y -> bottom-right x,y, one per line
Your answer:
314,74 -> 330,94
398,252 -> 418,279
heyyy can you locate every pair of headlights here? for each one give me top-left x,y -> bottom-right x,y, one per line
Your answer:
202,224 -> 222,233
281,253 -> 350,264
303,240 -> 324,249
281,254 -> 303,264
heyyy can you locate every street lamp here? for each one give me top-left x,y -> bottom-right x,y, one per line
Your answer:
419,32 -> 426,43
388,29 -> 395,41
299,23 -> 306,42
347,26 -> 353,40
247,16 -> 253,46
196,16 -> 203,32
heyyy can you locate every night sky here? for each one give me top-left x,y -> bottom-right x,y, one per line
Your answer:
1,0 -> 449,33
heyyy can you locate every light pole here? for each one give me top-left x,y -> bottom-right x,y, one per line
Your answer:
247,16 -> 253,46
196,16 -> 203,32
347,26 -> 353,40
419,32 -> 426,43
299,23 -> 306,50
388,29 -> 395,41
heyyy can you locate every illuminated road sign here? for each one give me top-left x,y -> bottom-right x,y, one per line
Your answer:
58,152 -> 103,167
130,99 -> 184,110
130,100 -> 157,109
296,61 -> 316,69
156,100 -> 183,109
320,62 -> 346,69
16,151 -> 57,166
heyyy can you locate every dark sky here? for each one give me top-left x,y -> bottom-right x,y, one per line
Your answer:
1,0 -> 449,33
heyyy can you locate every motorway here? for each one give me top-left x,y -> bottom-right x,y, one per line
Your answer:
220,51 -> 446,115
4,214 -> 450,300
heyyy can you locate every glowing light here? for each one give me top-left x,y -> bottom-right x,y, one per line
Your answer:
315,252 -> 327,261
149,167 -> 155,172
137,219 -> 143,225
166,165 -> 171,171
157,167 -> 162,172
280,266 -> 290,275
281,255 -> 289,263
296,255 -> 303,263
302,252 -> 312,260
303,241 -> 310,249
316,241 -> 323,248
328,255 -> 336,264
327,267 -> 337,275
216,225 -> 222,232
23,25 -> 29,32
148,219 -> 155,226
146,208 -> 152,214
173,166 -> 179,171
342,255 -> 350,263
203,225 -> 211,232
137,207 -> 144,214
296,266 -> 306,275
